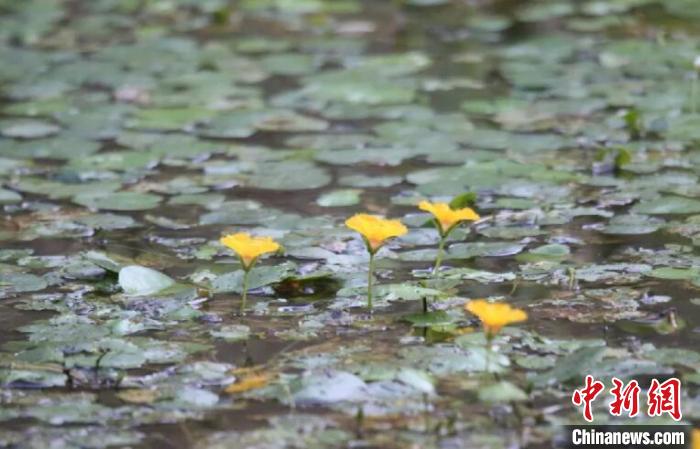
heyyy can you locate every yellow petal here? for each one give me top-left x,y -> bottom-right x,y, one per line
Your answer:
345,213 -> 407,252
418,201 -> 480,234
225,374 -> 270,394
465,299 -> 527,336
116,389 -> 159,404
220,233 -> 280,269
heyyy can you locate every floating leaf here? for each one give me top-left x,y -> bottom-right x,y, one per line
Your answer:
245,162 -> 331,190
316,189 -> 361,207
293,371 -> 367,404
210,263 -> 295,293
0,272 -> 48,293
478,381 -> 528,403
531,346 -> 606,386
0,119 -> 60,138
516,243 -> 570,262
118,265 -> 176,296
73,192 -> 162,211
632,197 -> 700,215
647,267 -> 700,280
210,325 -> 251,341
402,311 -> 454,327
449,192 -> 477,209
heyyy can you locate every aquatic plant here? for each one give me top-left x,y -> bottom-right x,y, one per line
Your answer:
466,299 -> 527,372
465,299 -> 527,340
418,200 -> 480,275
693,55 -> 700,114
345,213 -> 408,310
220,233 -> 280,314
225,373 -> 270,394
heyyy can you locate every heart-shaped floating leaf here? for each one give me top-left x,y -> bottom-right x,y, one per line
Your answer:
402,310 -> 454,327
478,381 -> 528,403
73,192 -> 162,211
118,265 -> 175,296
449,192 -> 477,209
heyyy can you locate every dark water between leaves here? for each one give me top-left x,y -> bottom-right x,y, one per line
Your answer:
1,0 -> 700,448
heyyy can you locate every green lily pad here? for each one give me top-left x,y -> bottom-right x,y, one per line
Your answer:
478,381 -> 528,403
402,311 -> 454,327
118,265 -> 176,296
0,119 -> 60,138
245,162 -> 331,190
647,267 -> 700,280
632,196 -> 700,215
531,346 -> 606,386
316,189 -> 361,207
73,192 -> 162,211
516,243 -> 570,262
0,272 -> 48,293
210,263 -> 294,293
0,368 -> 67,388
0,188 -> 22,204
210,325 -> 251,341
125,107 -> 214,131
293,370 -> 367,404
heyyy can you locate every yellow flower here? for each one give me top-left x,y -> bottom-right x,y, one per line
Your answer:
225,373 -> 270,394
465,299 -> 527,337
345,213 -> 407,252
220,232 -> 280,270
419,201 -> 480,235
693,429 -> 700,449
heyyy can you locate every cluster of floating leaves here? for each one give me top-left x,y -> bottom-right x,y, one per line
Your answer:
1,0 -> 700,447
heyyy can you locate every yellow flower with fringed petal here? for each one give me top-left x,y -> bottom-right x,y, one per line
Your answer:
418,200 -> 480,276
345,213 -> 407,253
220,232 -> 280,314
418,201 -> 480,235
225,373 -> 270,394
465,299 -> 527,338
220,233 -> 280,270
345,213 -> 407,310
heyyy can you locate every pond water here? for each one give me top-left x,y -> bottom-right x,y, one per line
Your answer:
1,0 -> 700,448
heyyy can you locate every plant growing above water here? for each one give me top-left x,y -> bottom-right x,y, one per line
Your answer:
418,199 -> 480,276
465,299 -> 527,339
692,55 -> 700,114
220,232 -> 280,314
465,299 -> 527,371
345,213 -> 408,310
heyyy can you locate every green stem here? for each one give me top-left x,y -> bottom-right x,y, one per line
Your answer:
423,393 -> 430,432
693,75 -> 698,115
509,277 -> 520,295
432,235 -> 446,277
485,334 -> 493,373
485,347 -> 491,373
241,268 -> 251,315
367,252 -> 375,310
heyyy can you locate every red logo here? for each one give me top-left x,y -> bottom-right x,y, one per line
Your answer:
572,377 -> 682,422
572,375 -> 605,422
647,378 -> 682,421
609,377 -> 640,418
